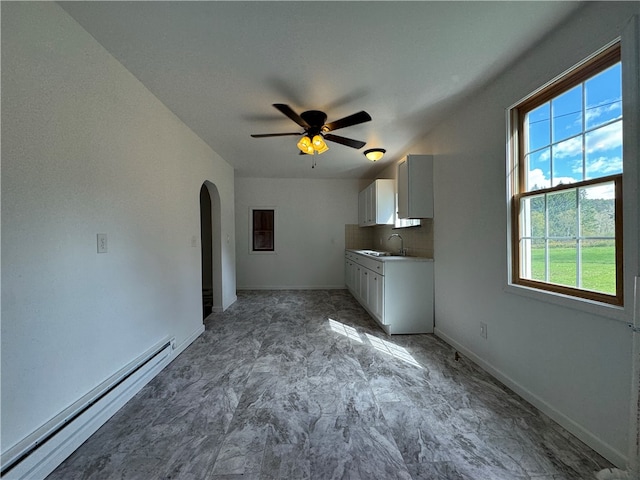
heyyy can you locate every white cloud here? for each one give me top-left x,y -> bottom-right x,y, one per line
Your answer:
586,156 -> 622,176
553,136 -> 582,159
586,121 -> 622,154
538,150 -> 550,161
528,168 -> 581,189
583,183 -> 615,200
552,176 -> 579,186
527,168 -> 550,190
586,101 -> 621,126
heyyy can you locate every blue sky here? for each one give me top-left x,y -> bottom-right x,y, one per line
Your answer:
525,63 -> 622,198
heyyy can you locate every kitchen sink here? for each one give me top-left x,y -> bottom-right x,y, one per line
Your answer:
359,250 -> 393,257
356,250 -> 411,257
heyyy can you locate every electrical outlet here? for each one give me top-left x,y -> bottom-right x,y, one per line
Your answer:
480,322 -> 488,339
97,233 -> 108,253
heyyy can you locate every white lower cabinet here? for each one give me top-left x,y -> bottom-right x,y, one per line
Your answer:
356,266 -> 365,303
344,251 -> 434,334
345,259 -> 356,291
369,272 -> 384,320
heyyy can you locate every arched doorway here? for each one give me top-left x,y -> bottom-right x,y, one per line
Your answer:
200,181 -> 222,318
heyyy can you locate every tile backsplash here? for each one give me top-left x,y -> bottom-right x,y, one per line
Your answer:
344,220 -> 433,258
344,224 -> 374,250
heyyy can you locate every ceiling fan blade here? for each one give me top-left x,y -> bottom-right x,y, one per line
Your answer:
323,111 -> 372,132
324,134 -> 367,149
273,104 -> 310,129
251,132 -> 301,138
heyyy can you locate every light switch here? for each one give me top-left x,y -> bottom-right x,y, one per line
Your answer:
97,233 -> 108,253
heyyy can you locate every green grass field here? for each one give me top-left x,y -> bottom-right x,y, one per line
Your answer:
529,244 -> 616,294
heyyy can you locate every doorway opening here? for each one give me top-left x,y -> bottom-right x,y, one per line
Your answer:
200,182 -> 222,319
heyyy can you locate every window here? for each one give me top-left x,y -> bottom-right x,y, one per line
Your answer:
251,208 -> 275,253
510,43 -> 623,306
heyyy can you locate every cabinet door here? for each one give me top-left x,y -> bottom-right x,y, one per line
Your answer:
397,160 -> 409,219
345,260 -> 353,291
350,262 -> 356,291
365,184 -> 374,225
359,267 -> 369,303
358,185 -> 373,226
397,155 -> 433,219
358,190 -> 367,226
369,273 -> 384,321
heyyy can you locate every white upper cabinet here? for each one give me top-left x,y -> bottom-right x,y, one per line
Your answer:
358,179 -> 394,227
397,154 -> 433,219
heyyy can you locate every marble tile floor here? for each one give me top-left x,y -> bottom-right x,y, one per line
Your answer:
48,290 -> 613,480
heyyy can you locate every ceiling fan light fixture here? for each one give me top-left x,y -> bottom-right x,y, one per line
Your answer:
315,142 -> 329,154
364,148 -> 386,162
312,134 -> 325,149
297,135 -> 312,152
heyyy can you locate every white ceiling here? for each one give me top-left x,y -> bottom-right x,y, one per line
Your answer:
59,1 -> 583,179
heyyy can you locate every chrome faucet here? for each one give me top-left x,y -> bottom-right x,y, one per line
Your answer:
388,233 -> 406,256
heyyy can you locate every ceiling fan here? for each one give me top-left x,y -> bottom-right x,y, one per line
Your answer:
251,104 -> 372,155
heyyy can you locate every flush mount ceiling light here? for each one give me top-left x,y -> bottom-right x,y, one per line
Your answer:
364,148 -> 386,162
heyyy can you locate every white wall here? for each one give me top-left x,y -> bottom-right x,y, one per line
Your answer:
412,2 -> 639,466
1,2 -> 236,453
235,177 -> 359,289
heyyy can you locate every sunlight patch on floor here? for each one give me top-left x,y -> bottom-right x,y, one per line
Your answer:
365,334 -> 422,368
328,319 -> 363,343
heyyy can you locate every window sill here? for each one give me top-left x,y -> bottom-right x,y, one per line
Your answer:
503,282 -> 630,324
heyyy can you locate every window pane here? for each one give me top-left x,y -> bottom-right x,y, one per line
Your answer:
521,195 -> 546,238
549,240 -> 577,288
585,120 -> 622,179
552,85 -> 582,142
520,238 -> 546,282
580,239 -> 616,294
547,189 -> 577,238
552,136 -> 583,186
525,148 -> 550,191
585,63 -> 622,130
526,103 -> 550,152
253,209 -> 274,251
579,182 -> 615,237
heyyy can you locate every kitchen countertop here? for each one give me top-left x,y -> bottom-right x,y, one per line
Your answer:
346,249 -> 434,262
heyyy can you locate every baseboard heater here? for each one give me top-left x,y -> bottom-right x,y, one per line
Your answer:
1,338 -> 172,479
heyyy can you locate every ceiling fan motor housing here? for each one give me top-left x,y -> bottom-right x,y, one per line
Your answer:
300,110 -> 328,136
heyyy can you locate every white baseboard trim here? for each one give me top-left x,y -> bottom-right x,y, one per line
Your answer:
222,294 -> 237,311
434,327 -> 627,468
1,326 -> 204,480
174,324 -> 205,357
236,285 -> 346,290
